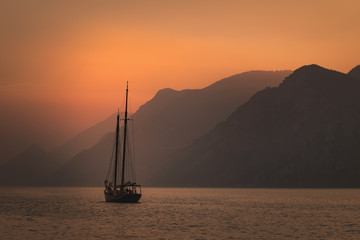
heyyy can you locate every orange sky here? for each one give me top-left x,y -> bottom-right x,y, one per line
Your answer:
0,0 -> 359,156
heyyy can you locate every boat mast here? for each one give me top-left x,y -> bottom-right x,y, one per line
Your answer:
121,81 -> 129,186
114,109 -> 120,186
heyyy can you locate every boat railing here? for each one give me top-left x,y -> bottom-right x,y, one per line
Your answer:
114,184 -> 142,194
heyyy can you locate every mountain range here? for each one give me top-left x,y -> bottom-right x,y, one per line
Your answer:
0,113 -> 117,186
0,70 -> 291,186
52,70 -> 290,186
2,65 -> 360,187
153,65 -> 360,187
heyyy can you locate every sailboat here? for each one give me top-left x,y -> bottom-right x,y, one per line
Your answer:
104,82 -> 142,203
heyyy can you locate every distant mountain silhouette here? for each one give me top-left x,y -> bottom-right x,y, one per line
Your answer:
52,132 -> 114,186
0,114 -> 117,186
53,70 -> 291,186
0,144 -> 56,186
50,113 -> 117,164
348,65 -> 360,79
154,65 -> 360,187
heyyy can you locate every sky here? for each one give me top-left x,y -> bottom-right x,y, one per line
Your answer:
0,0 -> 359,160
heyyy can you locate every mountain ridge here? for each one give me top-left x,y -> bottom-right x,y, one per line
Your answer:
52,70 -> 291,186
348,65 -> 360,79
153,64 -> 360,187
0,112 -> 118,186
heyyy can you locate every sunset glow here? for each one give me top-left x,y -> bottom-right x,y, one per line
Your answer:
1,0 -> 359,155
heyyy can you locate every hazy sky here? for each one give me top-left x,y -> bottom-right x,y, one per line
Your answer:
0,0 -> 359,159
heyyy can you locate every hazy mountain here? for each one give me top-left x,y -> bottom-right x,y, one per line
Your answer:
0,144 -> 56,186
154,65 -> 360,187
0,113 -> 117,186
52,132 -> 115,186
348,65 -> 360,79
50,113 -> 116,164
55,70 -> 291,186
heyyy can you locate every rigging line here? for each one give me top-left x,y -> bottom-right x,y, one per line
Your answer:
106,130 -> 117,181
129,132 -> 137,182
118,118 -> 124,186
126,134 -> 135,183
125,122 -> 135,183
131,119 -> 137,181
126,136 -> 135,182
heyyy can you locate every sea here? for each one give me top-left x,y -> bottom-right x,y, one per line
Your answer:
1,187 -> 360,239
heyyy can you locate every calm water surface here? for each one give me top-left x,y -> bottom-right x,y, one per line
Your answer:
0,187 -> 360,239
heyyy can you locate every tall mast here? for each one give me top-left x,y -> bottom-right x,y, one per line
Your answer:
121,81 -> 129,186
114,109 -> 120,186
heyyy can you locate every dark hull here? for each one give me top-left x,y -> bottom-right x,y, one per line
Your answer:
104,192 -> 142,203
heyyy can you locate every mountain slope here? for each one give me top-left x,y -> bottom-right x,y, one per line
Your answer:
348,65 -> 360,79
156,65 -> 360,187
0,144 -> 56,186
51,113 -> 116,164
53,132 -> 115,186
56,70 -> 291,186
0,113 -> 117,186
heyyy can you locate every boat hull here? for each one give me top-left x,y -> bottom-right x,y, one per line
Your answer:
104,192 -> 142,203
